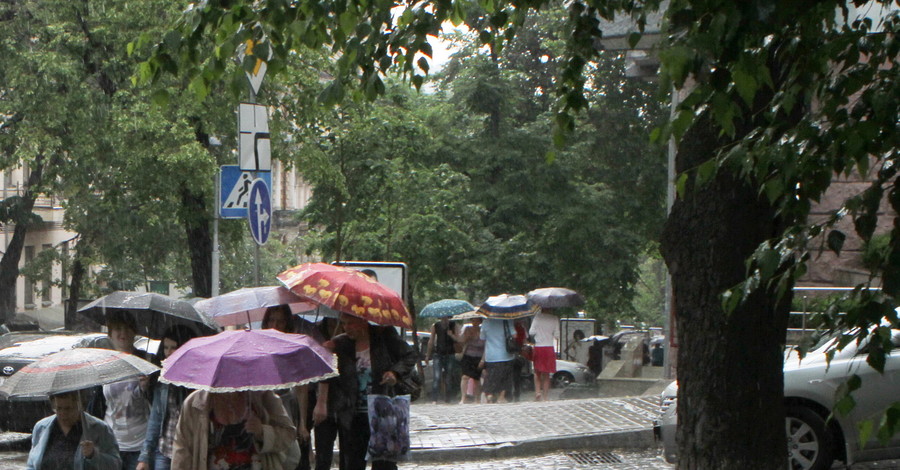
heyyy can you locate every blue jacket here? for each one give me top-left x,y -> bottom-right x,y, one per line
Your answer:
27,412 -> 121,470
138,382 -> 188,464
138,381 -> 167,465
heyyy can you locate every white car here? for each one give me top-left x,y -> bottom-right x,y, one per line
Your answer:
551,359 -> 592,387
655,328 -> 900,469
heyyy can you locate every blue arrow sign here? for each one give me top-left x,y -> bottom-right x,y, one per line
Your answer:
248,178 -> 272,245
220,165 -> 271,219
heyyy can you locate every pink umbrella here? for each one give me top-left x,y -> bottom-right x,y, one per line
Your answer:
159,329 -> 337,392
193,286 -> 320,327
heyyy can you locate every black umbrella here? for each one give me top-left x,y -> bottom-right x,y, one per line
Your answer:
78,291 -> 219,339
526,287 -> 585,309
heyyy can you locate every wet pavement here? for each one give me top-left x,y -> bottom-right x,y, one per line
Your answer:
407,396 -> 658,462
1,394 -> 899,469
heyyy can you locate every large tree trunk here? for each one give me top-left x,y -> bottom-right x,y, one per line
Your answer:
180,185 -> 212,298
65,243 -> 95,331
0,157 -> 44,324
660,112 -> 791,468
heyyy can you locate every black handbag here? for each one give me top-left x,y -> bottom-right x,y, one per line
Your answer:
504,321 -> 521,354
394,369 -> 423,401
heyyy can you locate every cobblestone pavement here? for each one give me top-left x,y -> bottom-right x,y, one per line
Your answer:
399,448 -> 673,469
409,396 -> 660,452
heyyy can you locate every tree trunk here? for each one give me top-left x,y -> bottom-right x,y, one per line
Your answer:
0,157 -> 44,324
660,112 -> 791,468
65,245 -> 95,331
180,185 -> 212,298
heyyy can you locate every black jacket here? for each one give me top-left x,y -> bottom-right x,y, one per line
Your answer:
327,325 -> 417,428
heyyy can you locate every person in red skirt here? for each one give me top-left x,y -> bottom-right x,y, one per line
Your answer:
528,309 -> 560,401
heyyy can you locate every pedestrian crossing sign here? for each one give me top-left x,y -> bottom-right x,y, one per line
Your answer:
220,165 -> 272,219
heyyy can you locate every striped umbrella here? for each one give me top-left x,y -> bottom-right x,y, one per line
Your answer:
476,294 -> 540,320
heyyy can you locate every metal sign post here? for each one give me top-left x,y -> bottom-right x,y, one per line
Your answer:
232,38 -> 274,287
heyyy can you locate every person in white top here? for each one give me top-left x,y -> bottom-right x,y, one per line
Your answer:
528,310 -> 560,401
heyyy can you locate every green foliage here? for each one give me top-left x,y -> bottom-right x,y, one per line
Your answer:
101,0 -> 900,456
0,0 -> 241,299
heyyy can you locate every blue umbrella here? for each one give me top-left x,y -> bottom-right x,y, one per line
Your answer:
476,294 -> 539,320
419,299 -> 476,318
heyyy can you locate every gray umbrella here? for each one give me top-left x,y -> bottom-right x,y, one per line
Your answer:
526,287 -> 585,309
78,291 -> 219,339
0,348 -> 159,399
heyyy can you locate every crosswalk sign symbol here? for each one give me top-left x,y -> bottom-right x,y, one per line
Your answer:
220,165 -> 272,219
224,173 -> 253,210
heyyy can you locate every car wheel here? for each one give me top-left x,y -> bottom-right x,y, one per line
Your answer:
785,406 -> 834,470
552,371 -> 574,388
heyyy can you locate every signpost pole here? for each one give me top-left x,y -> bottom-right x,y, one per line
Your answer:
249,60 -> 259,286
212,169 -> 221,296
238,39 -> 272,287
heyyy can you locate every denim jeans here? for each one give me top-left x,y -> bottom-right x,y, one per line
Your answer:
430,353 -> 458,402
154,454 -> 171,470
121,451 -> 140,470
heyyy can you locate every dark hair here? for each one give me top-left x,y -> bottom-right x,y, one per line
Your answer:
163,325 -> 197,348
107,311 -> 137,334
573,329 -> 586,341
153,325 -> 198,366
360,269 -> 378,280
262,305 -> 294,333
50,390 -> 81,406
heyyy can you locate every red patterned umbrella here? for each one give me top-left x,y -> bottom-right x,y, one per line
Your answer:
277,263 -> 413,328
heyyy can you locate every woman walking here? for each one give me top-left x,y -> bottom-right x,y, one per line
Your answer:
457,317 -> 485,404
529,309 -> 560,401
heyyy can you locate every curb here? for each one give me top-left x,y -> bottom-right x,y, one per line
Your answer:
409,428 -> 656,463
0,433 -> 29,452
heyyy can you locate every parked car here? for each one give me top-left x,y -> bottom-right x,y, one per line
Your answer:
0,330 -> 155,433
520,358 -> 592,389
654,327 -> 900,469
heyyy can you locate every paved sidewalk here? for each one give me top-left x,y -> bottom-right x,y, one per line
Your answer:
407,396 -> 660,463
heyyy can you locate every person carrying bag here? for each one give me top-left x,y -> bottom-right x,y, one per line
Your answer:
313,314 -> 418,470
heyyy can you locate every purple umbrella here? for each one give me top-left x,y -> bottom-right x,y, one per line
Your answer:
159,329 -> 337,392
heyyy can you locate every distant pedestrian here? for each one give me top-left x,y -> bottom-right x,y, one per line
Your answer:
457,317 -> 485,404
529,310 -> 560,401
511,319 -> 529,402
425,316 -> 460,404
479,318 -> 516,403
171,390 -> 296,470
27,391 -> 121,470
136,325 -> 197,470
587,339 -> 606,377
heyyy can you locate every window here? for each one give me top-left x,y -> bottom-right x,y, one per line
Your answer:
61,242 -> 68,299
24,245 -> 34,308
41,244 -> 52,304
